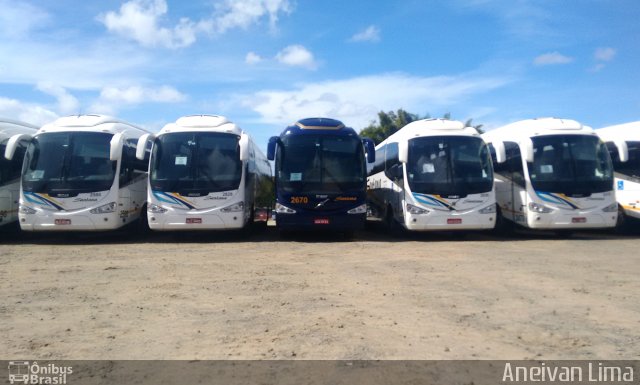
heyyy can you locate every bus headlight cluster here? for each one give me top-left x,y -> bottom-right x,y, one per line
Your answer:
221,201 -> 244,213
148,204 -> 168,213
528,202 -> 553,213
406,203 -> 429,215
347,204 -> 367,214
19,206 -> 37,214
90,202 -> 117,214
602,203 -> 618,212
479,204 -> 496,214
275,202 -> 296,214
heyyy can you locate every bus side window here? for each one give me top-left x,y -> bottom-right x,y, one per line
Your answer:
120,139 -> 141,186
384,143 -> 399,180
504,141 -> 525,187
369,144 -> 386,176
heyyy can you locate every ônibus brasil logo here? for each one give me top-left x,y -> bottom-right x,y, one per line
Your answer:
8,361 -> 73,385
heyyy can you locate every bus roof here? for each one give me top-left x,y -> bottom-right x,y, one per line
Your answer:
278,117 -> 359,137
378,119 -> 480,147
0,119 -> 38,140
597,121 -> 640,142
37,115 -> 149,136
158,115 -> 242,136
483,117 -> 596,143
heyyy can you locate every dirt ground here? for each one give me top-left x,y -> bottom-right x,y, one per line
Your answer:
1,226 -> 639,360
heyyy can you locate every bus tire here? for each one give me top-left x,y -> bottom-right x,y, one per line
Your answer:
137,205 -> 150,234
384,205 -> 401,236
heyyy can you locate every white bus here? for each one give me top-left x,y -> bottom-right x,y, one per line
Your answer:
367,119 -> 496,231
137,115 -> 273,230
1,120 -> 38,228
597,121 -> 639,225
483,117 -> 617,230
5,115 -> 151,231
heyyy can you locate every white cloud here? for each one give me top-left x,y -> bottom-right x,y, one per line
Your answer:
533,52 -> 573,66
99,0 -> 293,49
99,0 -> 198,49
594,47 -> 616,62
275,45 -> 317,69
245,51 -> 263,65
212,0 -> 293,34
0,0 -> 49,38
349,25 -> 381,43
0,97 -> 58,127
36,82 -> 80,115
241,73 -> 510,129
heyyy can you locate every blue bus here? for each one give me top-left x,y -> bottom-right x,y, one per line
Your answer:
267,118 -> 375,233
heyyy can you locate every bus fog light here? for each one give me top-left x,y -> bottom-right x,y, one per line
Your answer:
20,205 -> 37,214
406,203 -> 429,215
347,204 -> 367,214
148,204 -> 167,213
479,204 -> 496,214
528,202 -> 553,213
602,203 -> 617,212
221,201 -> 244,212
275,202 -> 296,214
90,202 -> 117,214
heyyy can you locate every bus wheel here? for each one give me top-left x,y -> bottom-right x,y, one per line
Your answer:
616,205 -> 626,228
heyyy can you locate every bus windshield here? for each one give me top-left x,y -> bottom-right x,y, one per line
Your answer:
528,134 -> 613,194
150,132 -> 242,193
612,141 -> 640,179
22,132 -> 116,194
276,134 -> 365,194
407,136 -> 493,196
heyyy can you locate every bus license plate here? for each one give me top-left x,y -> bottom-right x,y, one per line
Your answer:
447,218 -> 462,224
55,219 -> 71,225
572,217 -> 587,223
186,218 -> 202,224
314,218 -> 330,225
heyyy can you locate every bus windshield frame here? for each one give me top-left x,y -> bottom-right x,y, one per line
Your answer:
527,134 -> 614,195
276,134 -> 366,195
150,132 -> 242,194
611,140 -> 640,180
22,132 -> 116,194
406,135 -> 493,196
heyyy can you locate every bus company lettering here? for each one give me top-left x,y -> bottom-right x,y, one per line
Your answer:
335,196 -> 357,201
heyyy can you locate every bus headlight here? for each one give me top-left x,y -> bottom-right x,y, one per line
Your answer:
275,202 -> 296,214
406,203 -> 429,215
347,204 -> 367,214
479,204 -> 496,214
602,203 -> 618,212
20,205 -> 37,214
90,202 -> 116,214
221,201 -> 244,212
528,202 -> 553,213
148,204 -> 167,213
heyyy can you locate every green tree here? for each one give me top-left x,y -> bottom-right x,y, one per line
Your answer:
360,110 -> 485,144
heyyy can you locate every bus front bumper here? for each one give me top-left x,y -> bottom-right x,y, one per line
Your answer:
404,212 -> 496,231
276,213 -> 365,231
526,212 -> 617,229
148,212 -> 246,230
19,212 -> 123,231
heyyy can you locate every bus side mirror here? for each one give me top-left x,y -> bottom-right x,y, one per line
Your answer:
362,138 -> 375,163
398,141 -> 408,163
239,134 -> 250,161
4,134 -> 32,160
136,133 -> 154,160
110,133 -> 124,161
267,136 -> 278,161
521,138 -> 534,163
493,141 -> 506,164
615,140 -> 629,162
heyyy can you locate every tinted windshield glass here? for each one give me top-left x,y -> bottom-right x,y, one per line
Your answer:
528,135 -> 613,194
276,134 -> 365,194
407,136 -> 493,196
611,141 -> 640,179
22,132 -> 116,193
150,132 -> 242,193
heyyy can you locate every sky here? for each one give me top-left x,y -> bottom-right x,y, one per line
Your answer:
1,0 -> 639,149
